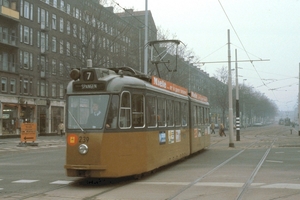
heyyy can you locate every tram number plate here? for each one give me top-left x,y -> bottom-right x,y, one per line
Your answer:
79,136 -> 89,143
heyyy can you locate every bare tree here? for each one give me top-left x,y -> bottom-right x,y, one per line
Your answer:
212,66 -> 229,126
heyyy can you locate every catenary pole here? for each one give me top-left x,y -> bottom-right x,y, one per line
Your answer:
144,0 -> 148,74
298,63 -> 300,136
235,49 -> 240,141
228,29 -> 234,147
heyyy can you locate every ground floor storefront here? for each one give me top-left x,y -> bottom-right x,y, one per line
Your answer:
0,96 -> 65,136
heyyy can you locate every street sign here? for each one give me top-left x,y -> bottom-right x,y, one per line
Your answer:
21,123 -> 37,142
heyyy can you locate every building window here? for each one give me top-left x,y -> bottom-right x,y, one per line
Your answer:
41,81 -> 45,97
67,21 -> 70,35
72,44 -> 77,56
24,26 -> 29,44
23,78 -> 29,94
59,83 -> 64,98
53,0 -> 57,8
29,28 -> 33,45
60,0 -> 65,11
66,41 -> 70,56
29,53 -> 33,70
10,79 -> 16,93
59,61 -> 63,76
24,1 -> 30,19
23,51 -> 29,69
60,40 -> 63,54
52,83 -> 56,98
52,59 -> 56,75
20,77 -> 22,94
1,77 -> 7,92
30,4 -> 33,20
37,81 -> 40,96
20,0 -> 23,16
46,82 -> 48,97
72,23 -> 76,37
37,31 -> 40,47
60,18 -> 64,32
67,4 -> 70,14
19,25 -> 23,43
30,78 -> 33,95
52,14 -> 56,30
52,36 -> 56,52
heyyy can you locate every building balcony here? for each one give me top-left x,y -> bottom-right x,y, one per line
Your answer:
0,33 -> 18,47
0,5 -> 19,21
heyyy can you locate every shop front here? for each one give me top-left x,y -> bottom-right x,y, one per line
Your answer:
0,98 -> 65,136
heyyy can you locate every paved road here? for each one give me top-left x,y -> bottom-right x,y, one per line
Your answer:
0,125 -> 300,199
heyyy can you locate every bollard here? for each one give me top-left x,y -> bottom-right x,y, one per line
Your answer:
290,129 -> 292,134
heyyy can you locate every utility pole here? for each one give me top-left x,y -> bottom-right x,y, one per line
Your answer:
235,49 -> 240,141
228,29 -> 234,148
144,0 -> 148,74
298,63 -> 300,136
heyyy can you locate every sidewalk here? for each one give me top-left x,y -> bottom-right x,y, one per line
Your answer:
0,135 -> 66,148
210,125 -> 300,150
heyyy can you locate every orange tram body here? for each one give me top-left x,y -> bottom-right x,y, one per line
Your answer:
64,66 -> 210,178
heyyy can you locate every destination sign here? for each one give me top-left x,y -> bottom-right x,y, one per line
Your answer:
73,82 -> 106,91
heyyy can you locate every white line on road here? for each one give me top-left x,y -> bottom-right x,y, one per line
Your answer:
137,181 -> 300,190
265,160 -> 283,163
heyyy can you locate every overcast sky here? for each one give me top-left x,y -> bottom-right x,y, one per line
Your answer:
109,0 -> 300,112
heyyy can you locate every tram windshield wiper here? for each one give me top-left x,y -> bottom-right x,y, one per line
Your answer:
68,110 -> 85,132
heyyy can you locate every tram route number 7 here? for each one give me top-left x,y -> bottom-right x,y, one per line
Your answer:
20,123 -> 37,142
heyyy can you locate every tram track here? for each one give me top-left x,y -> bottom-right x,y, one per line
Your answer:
167,131 -> 278,200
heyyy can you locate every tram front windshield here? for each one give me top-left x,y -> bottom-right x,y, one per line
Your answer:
67,95 -> 109,130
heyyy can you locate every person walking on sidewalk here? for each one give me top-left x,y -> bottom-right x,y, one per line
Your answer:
58,121 -> 65,136
219,123 -> 226,137
210,122 -> 216,134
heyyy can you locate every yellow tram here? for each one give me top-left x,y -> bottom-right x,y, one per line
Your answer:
64,65 -> 210,178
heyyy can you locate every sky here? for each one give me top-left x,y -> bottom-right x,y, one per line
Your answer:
107,0 -> 300,112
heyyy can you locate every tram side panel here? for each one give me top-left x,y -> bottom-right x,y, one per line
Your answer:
100,131 -> 148,177
146,128 -> 190,171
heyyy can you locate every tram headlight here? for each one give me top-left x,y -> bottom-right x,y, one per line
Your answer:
78,144 -> 88,155
70,69 -> 80,80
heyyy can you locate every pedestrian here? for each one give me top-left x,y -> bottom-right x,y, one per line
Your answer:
211,122 -> 215,134
219,123 -> 226,137
58,121 -> 65,136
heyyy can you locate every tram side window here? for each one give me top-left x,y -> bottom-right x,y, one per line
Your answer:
132,94 -> 145,128
193,105 -> 197,126
181,102 -> 187,126
119,92 -> 131,128
174,101 -> 181,126
167,99 -> 174,127
147,95 -> 157,127
197,107 -> 202,125
157,97 -> 166,127
204,108 -> 209,124
200,107 -> 204,124
106,95 -> 119,129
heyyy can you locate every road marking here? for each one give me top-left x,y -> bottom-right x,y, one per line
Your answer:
137,181 -> 300,190
50,180 -> 73,185
261,183 -> 300,190
265,160 -> 283,163
13,180 -> 39,183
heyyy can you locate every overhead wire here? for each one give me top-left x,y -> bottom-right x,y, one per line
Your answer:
217,0 -> 281,104
218,0 -> 268,86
